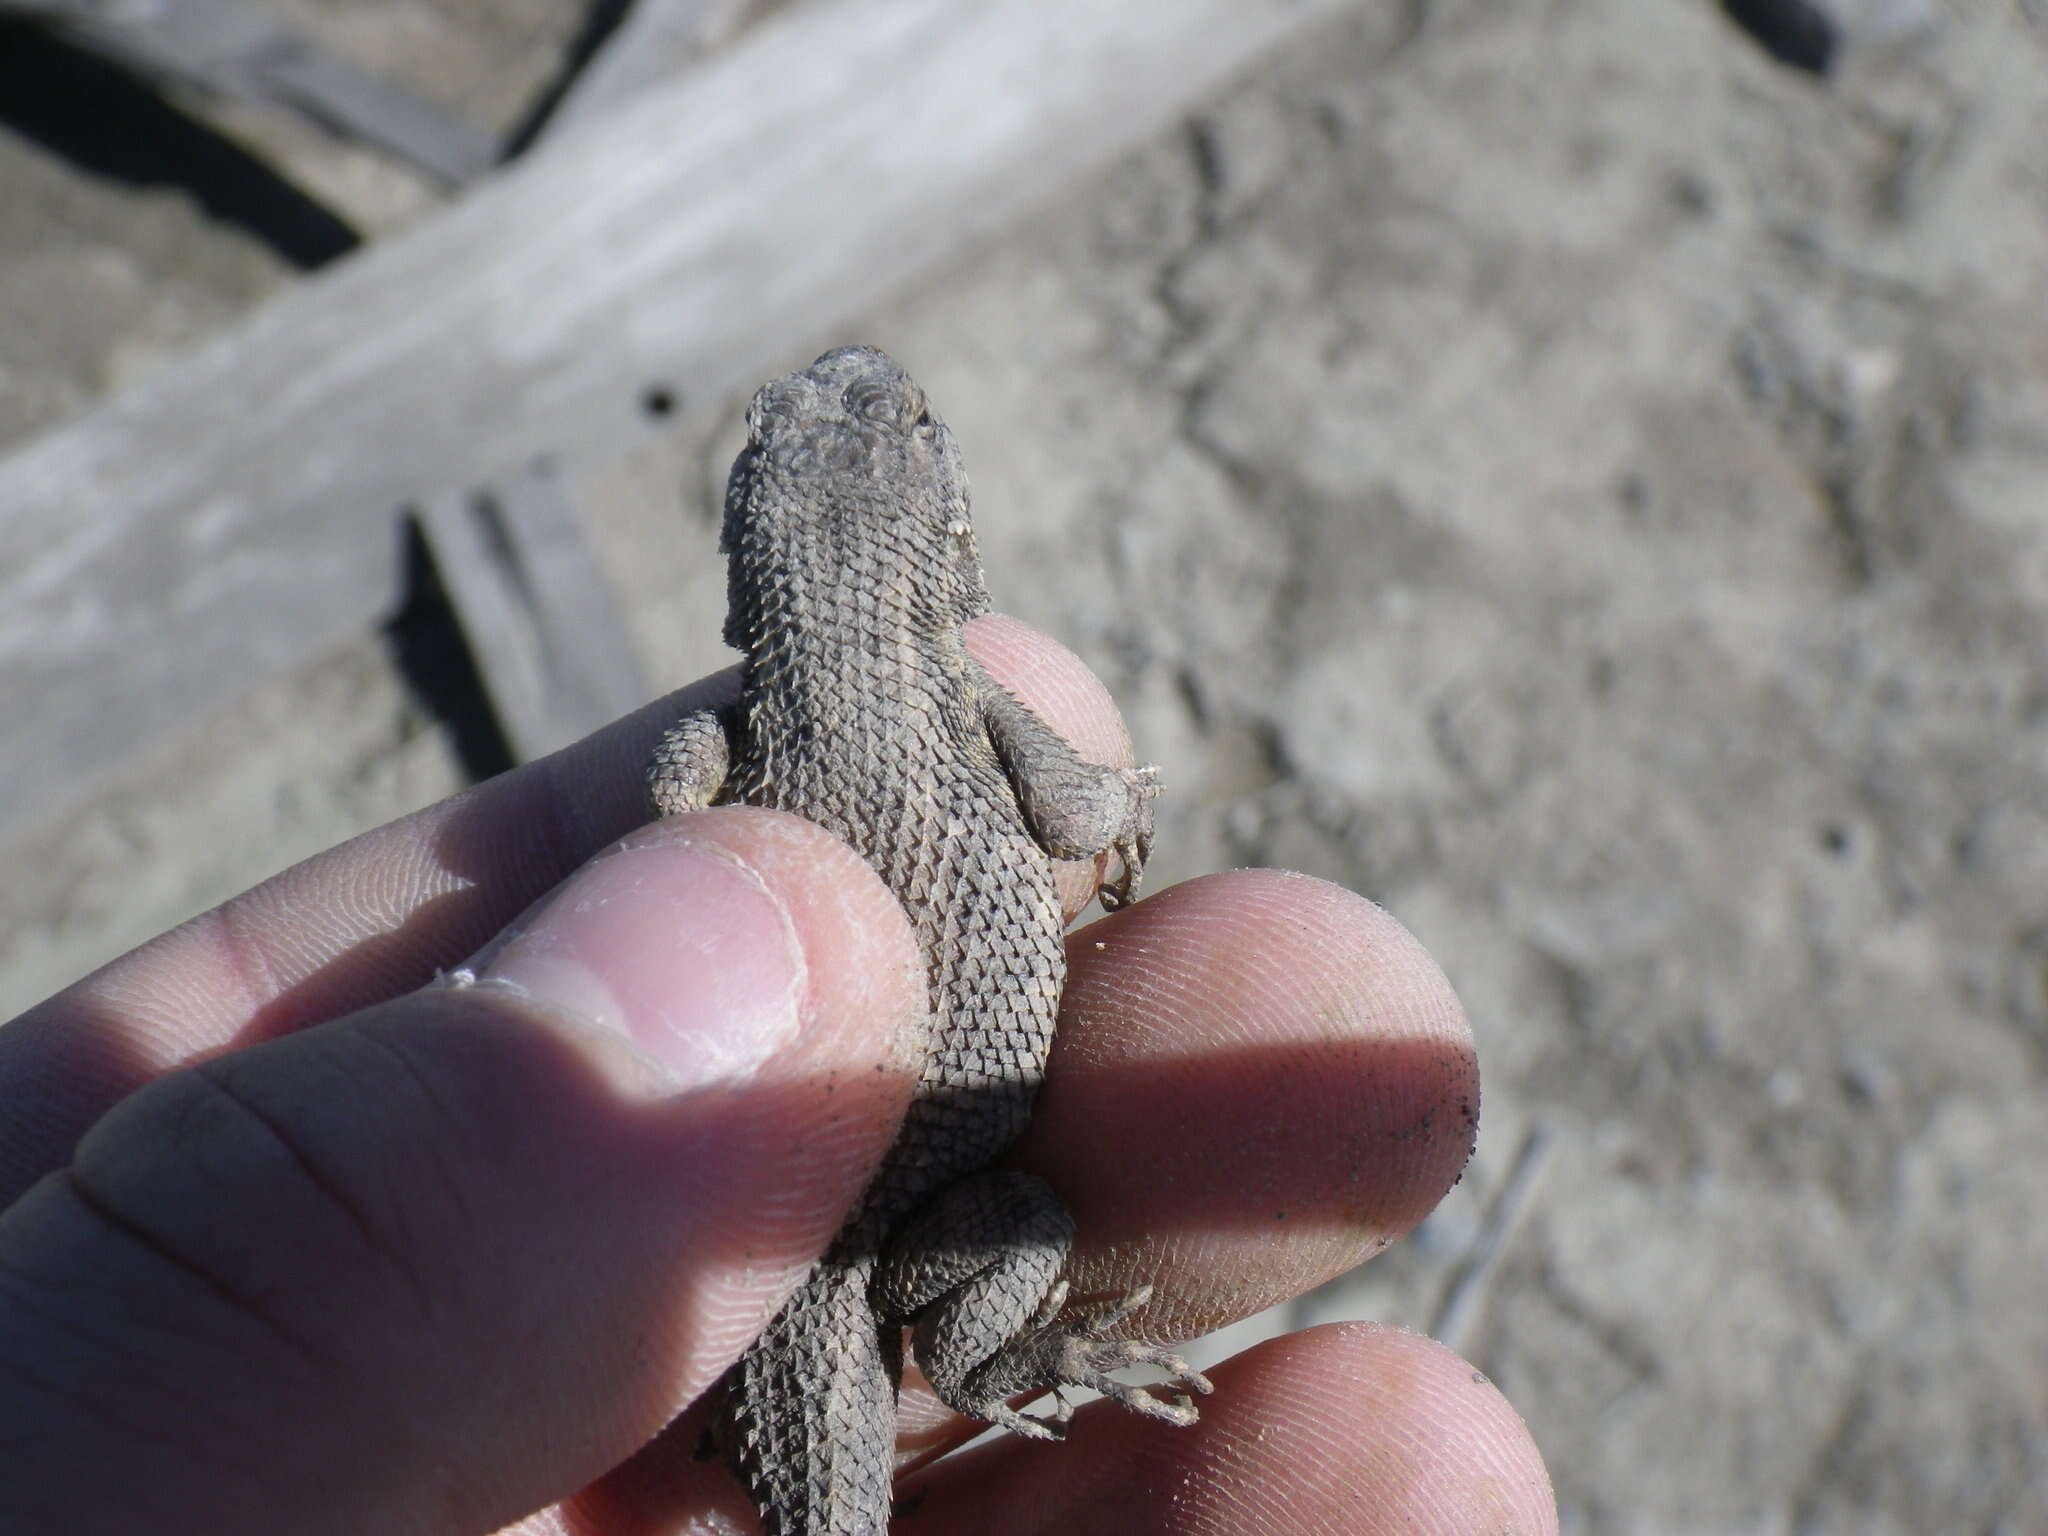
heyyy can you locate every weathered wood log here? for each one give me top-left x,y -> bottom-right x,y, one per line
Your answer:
0,0 -> 1359,847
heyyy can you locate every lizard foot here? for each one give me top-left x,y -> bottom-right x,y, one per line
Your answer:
1054,1283 -> 1213,1426
985,1282 -> 1214,1435
1098,765 -> 1161,912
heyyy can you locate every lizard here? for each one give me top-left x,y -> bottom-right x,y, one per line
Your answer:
647,346 -> 1209,1535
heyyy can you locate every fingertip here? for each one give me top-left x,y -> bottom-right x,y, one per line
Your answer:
471,806 -> 926,1094
1030,870 -> 1479,1334
1198,1324 -> 1558,1536
901,1322 -> 1555,1536
1254,1324 -> 1559,1536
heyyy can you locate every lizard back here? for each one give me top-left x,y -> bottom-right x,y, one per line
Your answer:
717,347 -> 1067,1222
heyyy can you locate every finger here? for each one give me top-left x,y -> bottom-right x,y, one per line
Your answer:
560,870 -> 1479,1514
901,1324 -> 1558,1536
1030,869 -> 1476,1336
876,868 -> 1474,1461
0,614 -> 1119,1205
0,810 -> 923,1535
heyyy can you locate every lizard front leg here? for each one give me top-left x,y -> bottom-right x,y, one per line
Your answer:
647,705 -> 736,817
975,667 -> 1160,910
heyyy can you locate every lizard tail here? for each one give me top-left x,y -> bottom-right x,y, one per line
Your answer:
721,1257 -> 899,1536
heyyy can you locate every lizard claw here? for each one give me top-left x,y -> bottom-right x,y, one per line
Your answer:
1047,1332 -> 1212,1427
987,1383 -> 1082,1441
1099,765 -> 1161,911
979,1285 -> 1211,1436
1091,1358 -> 1210,1427
1039,1283 -> 1212,1427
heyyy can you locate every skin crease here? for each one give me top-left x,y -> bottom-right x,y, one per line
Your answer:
0,616 -> 1556,1535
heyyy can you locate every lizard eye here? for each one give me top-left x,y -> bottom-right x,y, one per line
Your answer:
946,518 -> 972,543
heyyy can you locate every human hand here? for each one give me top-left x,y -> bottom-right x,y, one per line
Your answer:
0,616 -> 1555,1534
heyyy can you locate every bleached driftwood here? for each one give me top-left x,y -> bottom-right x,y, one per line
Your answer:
0,0 -> 1358,846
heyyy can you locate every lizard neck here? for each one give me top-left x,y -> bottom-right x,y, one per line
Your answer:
718,459 -> 993,660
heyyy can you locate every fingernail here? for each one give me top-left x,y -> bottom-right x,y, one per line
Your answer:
464,826 -> 807,1090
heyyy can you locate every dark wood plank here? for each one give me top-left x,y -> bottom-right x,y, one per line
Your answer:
4,0 -> 496,184
539,0 -> 752,137
416,466 -> 649,763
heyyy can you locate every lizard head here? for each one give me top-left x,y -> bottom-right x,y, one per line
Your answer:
721,346 -> 991,651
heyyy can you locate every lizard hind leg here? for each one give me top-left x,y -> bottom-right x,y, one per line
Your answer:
874,1172 -> 1212,1440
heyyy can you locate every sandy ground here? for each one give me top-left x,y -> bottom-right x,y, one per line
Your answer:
3,1 -> 2045,1530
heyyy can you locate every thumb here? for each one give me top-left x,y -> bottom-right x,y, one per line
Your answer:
0,808 -> 922,1536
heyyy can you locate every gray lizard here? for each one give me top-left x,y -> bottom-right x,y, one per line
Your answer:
647,346 -> 1208,1535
